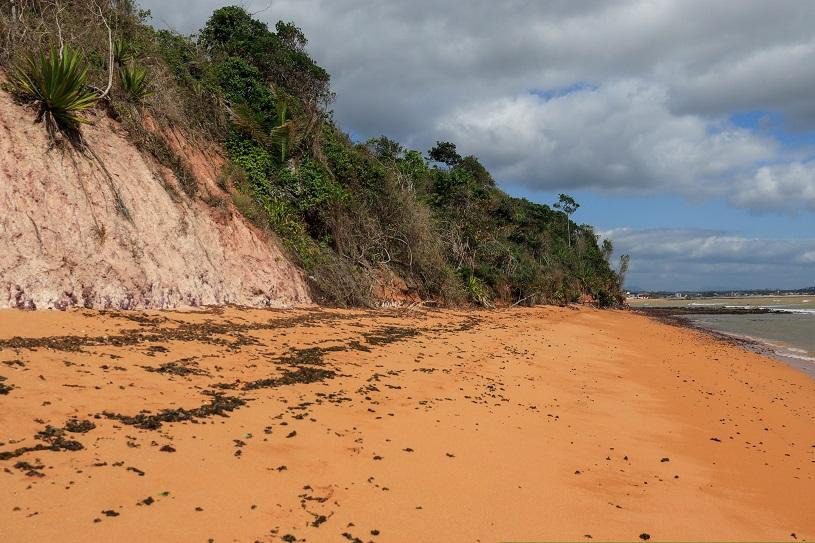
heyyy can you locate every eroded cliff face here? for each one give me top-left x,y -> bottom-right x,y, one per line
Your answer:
0,94 -> 311,309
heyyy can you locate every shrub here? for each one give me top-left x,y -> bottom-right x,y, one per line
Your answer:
8,46 -> 98,141
464,273 -> 493,308
230,190 -> 265,227
113,38 -> 138,66
277,159 -> 347,213
119,63 -> 152,102
225,134 -> 276,194
216,57 -> 275,114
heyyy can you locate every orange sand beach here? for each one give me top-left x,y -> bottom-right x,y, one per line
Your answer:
0,306 -> 812,542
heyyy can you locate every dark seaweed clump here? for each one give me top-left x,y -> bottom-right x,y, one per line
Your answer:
243,346 -> 340,390
64,418 -> 96,433
0,375 -> 12,395
243,366 -> 335,391
36,425 -> 85,450
362,327 -> 420,346
0,424 -> 84,461
145,358 -> 208,377
102,393 -> 246,430
14,460 -> 45,477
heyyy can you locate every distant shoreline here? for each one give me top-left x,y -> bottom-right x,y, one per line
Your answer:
633,306 -> 815,378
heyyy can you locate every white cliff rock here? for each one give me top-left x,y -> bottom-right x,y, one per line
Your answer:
0,94 -> 311,309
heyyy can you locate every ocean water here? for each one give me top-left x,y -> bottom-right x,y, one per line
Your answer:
630,295 -> 815,367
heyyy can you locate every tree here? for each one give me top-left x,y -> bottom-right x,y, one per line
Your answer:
367,136 -> 403,162
553,193 -> 579,247
428,141 -> 461,167
601,238 -> 613,261
457,155 -> 494,187
617,254 -> 630,286
199,6 -> 268,56
275,21 -> 307,51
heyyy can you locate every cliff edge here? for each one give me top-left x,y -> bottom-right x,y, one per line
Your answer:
0,93 -> 310,309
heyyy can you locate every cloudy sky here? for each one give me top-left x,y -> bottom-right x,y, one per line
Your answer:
141,0 -> 815,291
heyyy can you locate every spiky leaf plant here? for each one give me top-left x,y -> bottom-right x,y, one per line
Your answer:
119,62 -> 152,102
270,101 -> 302,162
113,37 -> 138,66
231,102 -> 272,146
465,274 -> 493,308
230,98 -> 302,163
8,46 -> 98,141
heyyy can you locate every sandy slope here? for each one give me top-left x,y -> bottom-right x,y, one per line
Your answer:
0,307 -> 812,542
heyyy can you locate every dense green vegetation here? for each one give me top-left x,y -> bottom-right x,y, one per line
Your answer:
0,1 -> 624,307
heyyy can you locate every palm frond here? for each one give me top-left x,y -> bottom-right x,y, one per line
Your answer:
230,102 -> 271,146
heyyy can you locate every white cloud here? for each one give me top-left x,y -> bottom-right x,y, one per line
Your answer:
436,80 -> 776,198
731,161 -> 815,212
603,227 -> 815,290
138,0 -> 815,213
669,40 -> 815,128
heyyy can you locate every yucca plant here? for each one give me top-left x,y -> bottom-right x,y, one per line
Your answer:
119,62 -> 152,102
8,46 -> 98,141
113,37 -> 137,66
465,274 -> 493,308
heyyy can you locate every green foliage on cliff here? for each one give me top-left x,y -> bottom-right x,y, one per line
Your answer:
0,2 -> 624,307
6,46 -> 98,141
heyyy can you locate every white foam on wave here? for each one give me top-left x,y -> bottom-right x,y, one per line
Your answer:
777,350 -> 815,362
698,329 -> 815,364
721,305 -> 815,314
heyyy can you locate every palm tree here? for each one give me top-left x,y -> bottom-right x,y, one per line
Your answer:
230,97 -> 301,163
270,101 -> 300,163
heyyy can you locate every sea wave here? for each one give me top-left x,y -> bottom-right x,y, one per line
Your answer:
704,330 -> 815,364
776,349 -> 815,362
